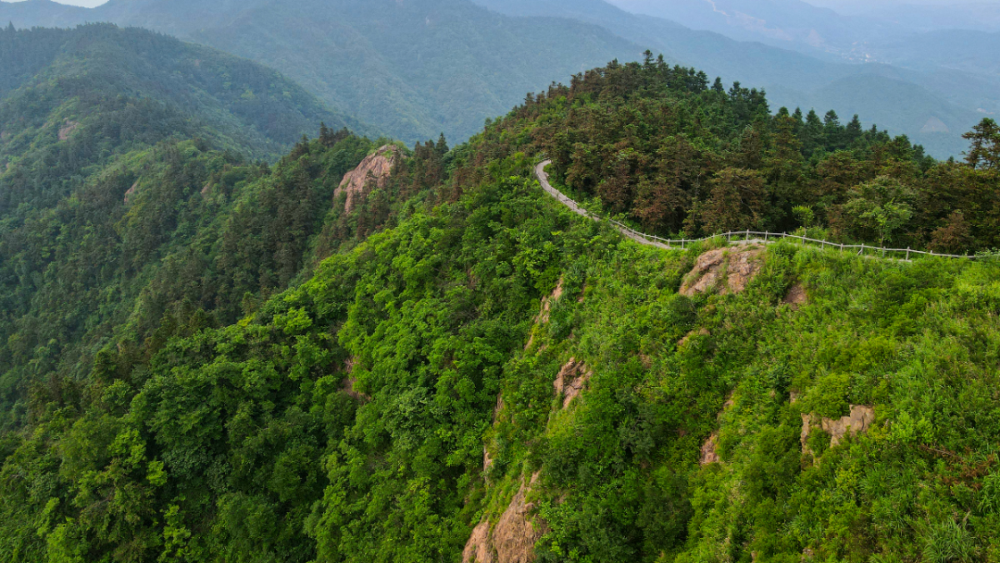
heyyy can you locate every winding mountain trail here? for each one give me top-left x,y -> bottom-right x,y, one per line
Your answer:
535,160 -> 672,249
534,160 -> 977,261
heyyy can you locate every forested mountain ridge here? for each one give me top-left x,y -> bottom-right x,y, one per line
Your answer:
3,54 -> 1000,563
471,0 -> 989,159
0,23 -> 363,157
506,56 -> 1000,254
0,23 -> 395,431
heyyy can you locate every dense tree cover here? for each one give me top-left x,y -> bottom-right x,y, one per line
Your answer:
0,124 -> 463,432
4,138 -> 1000,562
487,55 -> 1000,254
4,53 -> 1000,563
0,23 -> 388,430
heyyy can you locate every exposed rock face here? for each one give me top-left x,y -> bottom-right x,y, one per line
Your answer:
58,120 -> 79,141
124,181 -> 139,204
483,394 -> 504,472
700,432 -> 720,466
700,393 -> 735,466
680,247 -> 765,297
334,145 -> 401,213
727,249 -> 765,293
801,405 -> 875,455
526,278 -> 563,349
463,521 -> 495,563
678,328 -> 710,348
680,248 -> 726,296
783,283 -> 808,310
537,278 -> 563,325
554,358 -> 591,409
341,357 -> 370,402
463,474 -> 546,563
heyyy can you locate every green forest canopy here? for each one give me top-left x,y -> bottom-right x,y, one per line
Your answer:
1,48 -> 1000,563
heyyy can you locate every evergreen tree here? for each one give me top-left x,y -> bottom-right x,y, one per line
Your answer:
319,122 -> 332,146
963,118 -> 1000,170
802,109 -> 825,156
823,110 -> 842,149
845,115 -> 863,146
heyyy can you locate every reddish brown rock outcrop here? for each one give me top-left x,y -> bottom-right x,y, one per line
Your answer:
58,120 -> 79,141
463,474 -> 546,563
554,358 -> 591,409
334,145 -> 401,213
700,432 -> 720,466
801,405 -> 875,455
124,181 -> 139,204
463,522 -> 495,563
680,247 -> 765,297
783,283 -> 808,310
537,278 -> 563,325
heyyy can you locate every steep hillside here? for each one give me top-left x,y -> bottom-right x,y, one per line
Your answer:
3,57 -> 1000,563
0,23 -> 400,430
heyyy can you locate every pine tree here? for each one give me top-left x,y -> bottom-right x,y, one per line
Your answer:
435,134 -> 449,155
963,118 -> 1000,170
845,115 -> 863,146
824,110 -> 843,150
319,122 -> 332,146
802,109 -> 825,156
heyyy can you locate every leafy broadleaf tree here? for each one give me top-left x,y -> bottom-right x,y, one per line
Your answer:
842,176 -> 915,247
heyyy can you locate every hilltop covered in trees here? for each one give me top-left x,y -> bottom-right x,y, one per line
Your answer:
498,53 -> 999,254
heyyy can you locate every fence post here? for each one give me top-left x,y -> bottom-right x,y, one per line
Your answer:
906,247 -> 910,261
860,243 -> 864,256
746,229 -> 750,242
727,232 -> 731,243
765,231 -> 769,241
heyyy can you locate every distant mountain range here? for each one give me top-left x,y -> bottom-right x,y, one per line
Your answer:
1,0 -> 643,144
0,22 -> 359,161
1,0 -> 994,157
473,0 -> 989,157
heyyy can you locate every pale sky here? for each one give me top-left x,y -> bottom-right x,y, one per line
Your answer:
804,0 -> 999,10
2,0 -> 107,6
7,0 -> 1000,12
